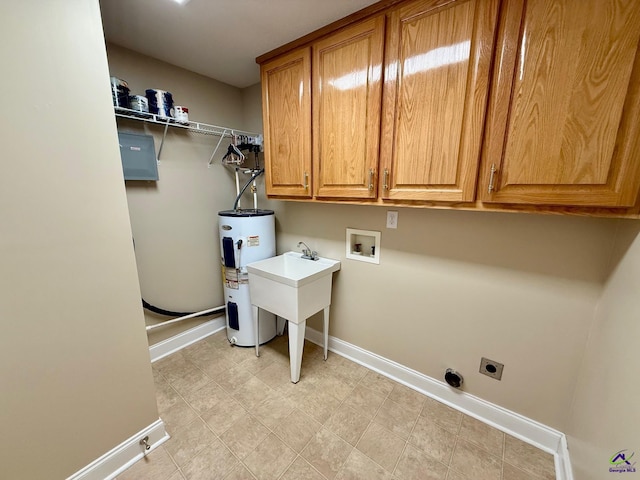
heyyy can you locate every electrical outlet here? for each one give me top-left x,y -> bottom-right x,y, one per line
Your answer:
480,357 -> 504,380
386,211 -> 398,229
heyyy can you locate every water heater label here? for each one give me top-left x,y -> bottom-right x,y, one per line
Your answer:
225,280 -> 239,289
223,267 -> 249,289
223,267 -> 239,289
247,235 -> 260,247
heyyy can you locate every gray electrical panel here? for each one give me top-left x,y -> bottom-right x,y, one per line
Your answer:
118,132 -> 159,181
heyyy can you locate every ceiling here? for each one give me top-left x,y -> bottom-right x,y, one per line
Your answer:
100,0 -> 380,88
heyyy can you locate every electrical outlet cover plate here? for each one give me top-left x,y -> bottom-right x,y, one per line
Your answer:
386,211 -> 398,229
480,357 -> 504,380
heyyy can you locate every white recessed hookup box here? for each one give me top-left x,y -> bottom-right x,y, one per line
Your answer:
346,228 -> 380,264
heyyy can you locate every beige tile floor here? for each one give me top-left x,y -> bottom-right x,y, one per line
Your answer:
118,331 -> 556,480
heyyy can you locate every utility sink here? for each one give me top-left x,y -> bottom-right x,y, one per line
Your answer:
247,251 -> 340,288
247,251 -> 341,383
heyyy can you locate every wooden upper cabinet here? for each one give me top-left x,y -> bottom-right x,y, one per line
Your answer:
480,0 -> 640,207
379,0 -> 500,202
261,48 -> 312,197
313,16 -> 385,199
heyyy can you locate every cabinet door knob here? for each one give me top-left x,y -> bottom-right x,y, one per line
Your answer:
383,168 -> 389,190
369,169 -> 375,191
488,164 -> 497,193
304,172 -> 309,190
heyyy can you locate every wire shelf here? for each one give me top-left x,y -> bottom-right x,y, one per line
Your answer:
114,107 -> 261,139
114,107 -> 263,163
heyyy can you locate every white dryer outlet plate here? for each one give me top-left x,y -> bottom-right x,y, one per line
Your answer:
480,357 -> 504,380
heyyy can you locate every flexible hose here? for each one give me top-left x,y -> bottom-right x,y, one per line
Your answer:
142,298 -> 224,317
233,169 -> 264,211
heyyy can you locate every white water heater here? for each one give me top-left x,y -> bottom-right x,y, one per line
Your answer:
218,209 -> 276,346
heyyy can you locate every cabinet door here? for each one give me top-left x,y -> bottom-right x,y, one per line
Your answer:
313,16 -> 385,199
379,0 -> 499,202
261,48 -> 312,197
480,0 -> 640,207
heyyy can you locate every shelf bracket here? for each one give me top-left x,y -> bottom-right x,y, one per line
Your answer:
208,129 -> 229,167
156,118 -> 171,161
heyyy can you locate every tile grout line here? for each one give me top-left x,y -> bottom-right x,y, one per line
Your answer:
150,369 -> 190,477
389,439 -> 410,478
349,381 -> 416,477
224,341 -> 332,479
387,392 -> 427,477
448,413 -> 463,470
297,368 -> 359,478
501,433 -> 507,480
256,346 -> 346,479
449,434 -> 463,479
162,370 -> 234,470
281,353 -> 368,479
163,341 -> 280,478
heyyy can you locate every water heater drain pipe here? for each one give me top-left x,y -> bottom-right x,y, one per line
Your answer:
145,305 -> 225,331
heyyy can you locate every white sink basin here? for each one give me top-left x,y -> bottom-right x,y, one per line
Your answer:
247,251 -> 341,383
246,251 -> 340,288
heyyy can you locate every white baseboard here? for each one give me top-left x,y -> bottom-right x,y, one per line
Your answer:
149,318 -> 226,363
557,435 -> 574,480
305,327 -> 572,480
66,419 -> 169,480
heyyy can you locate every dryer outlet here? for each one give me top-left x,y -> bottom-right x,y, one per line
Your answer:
480,357 -> 504,380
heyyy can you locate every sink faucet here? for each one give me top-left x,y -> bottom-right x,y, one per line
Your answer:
297,241 -> 319,260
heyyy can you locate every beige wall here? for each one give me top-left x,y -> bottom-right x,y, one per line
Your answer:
274,202 -> 617,430
106,45 -> 276,344
242,83 -> 264,133
566,220 -> 640,479
0,2 -> 158,478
